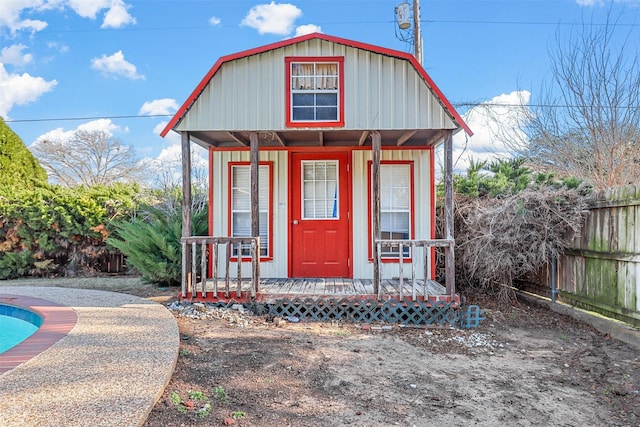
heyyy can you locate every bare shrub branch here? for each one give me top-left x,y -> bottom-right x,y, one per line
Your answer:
453,187 -> 589,302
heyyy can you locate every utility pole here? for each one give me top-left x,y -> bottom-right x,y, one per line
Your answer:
395,1 -> 423,65
413,0 -> 423,65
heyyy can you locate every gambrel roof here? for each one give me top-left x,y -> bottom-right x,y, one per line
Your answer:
162,33 -> 472,148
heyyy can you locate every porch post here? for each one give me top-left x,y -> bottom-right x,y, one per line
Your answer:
444,129 -> 455,296
371,131 -> 381,298
249,132 -> 260,291
181,131 -> 192,297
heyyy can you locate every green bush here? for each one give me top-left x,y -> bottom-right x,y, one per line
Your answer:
0,184 -> 140,277
0,251 -> 34,280
107,206 -> 208,286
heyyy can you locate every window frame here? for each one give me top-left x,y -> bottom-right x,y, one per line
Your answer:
367,161 -> 415,262
300,159 -> 341,221
285,56 -> 345,128
227,161 -> 274,261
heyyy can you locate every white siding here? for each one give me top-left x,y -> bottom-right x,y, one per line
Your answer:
212,150 -> 288,278
176,39 -> 457,133
351,150 -> 433,280
212,148 -> 433,280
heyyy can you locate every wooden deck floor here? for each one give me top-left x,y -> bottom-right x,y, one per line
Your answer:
185,278 -> 454,303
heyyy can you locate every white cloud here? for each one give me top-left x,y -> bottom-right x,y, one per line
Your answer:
146,121 -> 207,185
77,118 -> 119,134
66,0 -> 135,27
31,119 -> 120,146
209,16 -> 221,26
101,0 -> 136,28
0,1 -> 136,34
46,41 -> 70,54
139,98 -> 179,116
294,24 -> 321,37
67,0 -> 109,18
241,2 -> 302,35
34,119 -> 121,145
451,90 -> 531,173
0,63 -> 57,118
0,1 -> 48,34
153,121 -> 169,136
0,44 -> 33,67
90,50 -> 144,80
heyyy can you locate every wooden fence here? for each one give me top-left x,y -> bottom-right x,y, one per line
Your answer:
528,184 -> 640,326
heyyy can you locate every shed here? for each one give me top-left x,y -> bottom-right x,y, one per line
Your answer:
162,33 -> 471,317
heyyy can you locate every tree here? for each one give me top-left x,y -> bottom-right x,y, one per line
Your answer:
30,129 -> 145,186
0,117 -> 47,190
517,11 -> 640,190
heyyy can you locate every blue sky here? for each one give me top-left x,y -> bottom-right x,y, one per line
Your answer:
2,0 -> 639,174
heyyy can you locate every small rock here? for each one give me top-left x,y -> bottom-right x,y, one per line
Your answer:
223,417 -> 236,425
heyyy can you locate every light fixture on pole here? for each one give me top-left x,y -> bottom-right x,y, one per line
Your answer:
394,0 -> 423,65
395,2 -> 411,29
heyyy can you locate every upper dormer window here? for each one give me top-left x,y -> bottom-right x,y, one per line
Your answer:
285,57 -> 345,127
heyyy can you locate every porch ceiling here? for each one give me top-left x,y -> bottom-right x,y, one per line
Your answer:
188,129 -> 448,149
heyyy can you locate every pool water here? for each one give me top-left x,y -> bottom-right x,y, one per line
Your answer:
0,304 -> 42,354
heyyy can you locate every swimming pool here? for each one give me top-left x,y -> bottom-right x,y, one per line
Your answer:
0,304 -> 42,354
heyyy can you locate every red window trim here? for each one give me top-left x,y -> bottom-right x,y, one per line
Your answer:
367,160 -> 415,263
285,56 -> 345,128
227,161 -> 274,262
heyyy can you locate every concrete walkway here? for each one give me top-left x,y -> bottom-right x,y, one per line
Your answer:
0,287 -> 179,427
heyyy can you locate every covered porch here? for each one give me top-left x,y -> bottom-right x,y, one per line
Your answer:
178,128 -> 458,305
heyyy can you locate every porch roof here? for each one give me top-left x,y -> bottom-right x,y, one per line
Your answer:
187,129 -> 451,149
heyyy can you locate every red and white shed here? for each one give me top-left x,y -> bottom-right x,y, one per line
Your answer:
162,33 -> 471,306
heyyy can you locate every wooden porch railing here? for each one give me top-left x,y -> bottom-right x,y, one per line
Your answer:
181,236 -> 260,299
375,238 -> 454,300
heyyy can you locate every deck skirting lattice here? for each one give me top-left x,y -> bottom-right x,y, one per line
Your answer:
211,297 -> 460,326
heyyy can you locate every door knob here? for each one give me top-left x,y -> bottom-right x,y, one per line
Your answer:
292,220 -> 299,225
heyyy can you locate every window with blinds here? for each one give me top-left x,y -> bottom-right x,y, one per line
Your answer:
230,164 -> 270,257
369,162 -> 414,259
380,164 -> 411,257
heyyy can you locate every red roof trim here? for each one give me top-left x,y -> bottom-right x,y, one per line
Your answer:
161,32 -> 472,138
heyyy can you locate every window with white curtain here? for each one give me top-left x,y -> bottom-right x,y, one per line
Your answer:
289,61 -> 340,122
374,163 -> 413,258
230,164 -> 270,257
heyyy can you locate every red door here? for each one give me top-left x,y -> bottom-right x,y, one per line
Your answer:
290,152 -> 350,277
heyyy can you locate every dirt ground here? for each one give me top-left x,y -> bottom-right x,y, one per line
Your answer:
3,278 -> 639,426
144,291 -> 640,427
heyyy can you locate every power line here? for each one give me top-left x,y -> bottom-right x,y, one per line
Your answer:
5,114 -> 172,123
34,18 -> 640,36
6,103 -> 637,125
